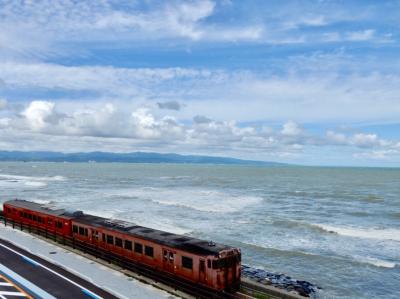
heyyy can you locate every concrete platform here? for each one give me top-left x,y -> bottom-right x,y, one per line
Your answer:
0,238 -> 118,299
0,225 -> 178,299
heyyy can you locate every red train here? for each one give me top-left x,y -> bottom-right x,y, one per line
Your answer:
3,199 -> 241,292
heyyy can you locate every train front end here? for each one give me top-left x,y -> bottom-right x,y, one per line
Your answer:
211,247 -> 241,292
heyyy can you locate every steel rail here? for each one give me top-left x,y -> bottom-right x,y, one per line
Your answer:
0,216 -> 241,299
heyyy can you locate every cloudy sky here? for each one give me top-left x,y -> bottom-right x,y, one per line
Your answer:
0,0 -> 400,166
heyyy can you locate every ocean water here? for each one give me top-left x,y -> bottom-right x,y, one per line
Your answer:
0,162 -> 399,299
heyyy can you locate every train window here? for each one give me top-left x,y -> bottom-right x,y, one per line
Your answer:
84,228 -> 88,237
212,260 -> 218,269
19,211 -> 23,217
38,216 -> 42,223
79,227 -> 85,235
115,238 -> 123,247
208,260 -> 211,268
56,221 -> 63,229
23,212 -> 27,218
163,250 -> 168,261
124,240 -> 132,250
145,246 -> 154,257
73,225 -> 78,233
182,256 -> 193,270
200,260 -> 205,272
48,219 -> 53,226
134,243 -> 143,254
106,235 -> 114,245
102,233 -> 105,242
169,252 -> 174,262
28,214 -> 32,220
33,215 -> 37,222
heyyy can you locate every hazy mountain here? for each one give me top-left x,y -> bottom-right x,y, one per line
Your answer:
0,151 -> 287,166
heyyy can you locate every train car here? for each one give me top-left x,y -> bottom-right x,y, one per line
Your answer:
3,199 -> 80,236
72,214 -> 241,291
3,199 -> 241,292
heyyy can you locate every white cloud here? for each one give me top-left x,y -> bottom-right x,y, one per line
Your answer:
0,100 -> 397,163
21,101 -> 55,131
0,99 -> 7,110
2,61 -> 400,124
346,29 -> 375,41
281,121 -> 303,136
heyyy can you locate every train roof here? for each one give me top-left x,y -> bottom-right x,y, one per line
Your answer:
4,199 -> 83,218
75,214 -> 231,256
4,199 -> 234,256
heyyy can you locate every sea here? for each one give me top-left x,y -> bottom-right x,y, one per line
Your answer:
0,162 -> 398,299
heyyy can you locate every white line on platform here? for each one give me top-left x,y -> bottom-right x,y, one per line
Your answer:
0,282 -> 12,286
0,264 -> 55,299
0,291 -> 26,296
0,243 -> 103,299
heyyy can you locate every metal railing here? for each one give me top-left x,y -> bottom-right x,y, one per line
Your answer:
0,216 -> 239,299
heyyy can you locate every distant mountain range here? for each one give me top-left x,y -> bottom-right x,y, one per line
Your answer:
0,151 -> 287,166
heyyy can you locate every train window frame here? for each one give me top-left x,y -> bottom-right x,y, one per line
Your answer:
79,226 -> 85,235
124,240 -> 132,250
115,237 -> 123,247
145,246 -> 154,258
106,235 -> 114,245
182,256 -> 193,270
134,242 -> 143,254
212,260 -> 218,269
200,260 -> 205,272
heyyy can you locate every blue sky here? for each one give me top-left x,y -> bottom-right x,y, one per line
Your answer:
0,0 -> 400,166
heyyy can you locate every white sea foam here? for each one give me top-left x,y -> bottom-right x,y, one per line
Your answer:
31,199 -> 53,205
146,188 -> 261,213
0,174 -> 66,181
101,187 -> 262,213
358,257 -> 397,268
314,224 -> 400,242
24,181 -> 47,187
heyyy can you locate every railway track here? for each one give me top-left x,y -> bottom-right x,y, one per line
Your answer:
1,216 -> 310,299
0,216 -> 243,299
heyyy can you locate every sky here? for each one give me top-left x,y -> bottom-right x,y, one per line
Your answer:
0,0 -> 400,166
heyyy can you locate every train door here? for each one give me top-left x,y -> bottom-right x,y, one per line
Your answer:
199,259 -> 206,284
163,249 -> 175,273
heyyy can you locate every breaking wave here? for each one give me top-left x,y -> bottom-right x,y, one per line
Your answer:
0,174 -> 66,181
103,187 -> 262,213
313,224 -> 400,242
24,181 -> 48,187
148,189 -> 262,213
357,257 -> 397,269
